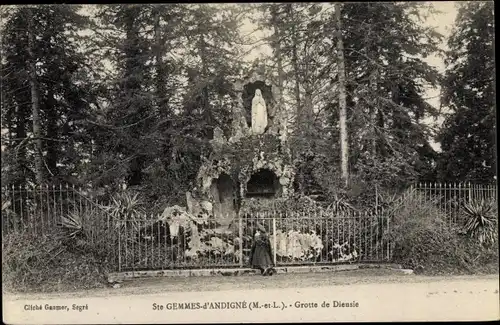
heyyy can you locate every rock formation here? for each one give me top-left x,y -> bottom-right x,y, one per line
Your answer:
190,67 -> 295,227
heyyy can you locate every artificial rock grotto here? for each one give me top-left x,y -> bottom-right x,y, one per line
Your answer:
137,67 -> 358,265
141,68 -> 296,259
189,67 -> 295,229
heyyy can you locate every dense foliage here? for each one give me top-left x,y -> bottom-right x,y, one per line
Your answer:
1,6 -> 94,186
436,2 -> 495,184
2,4 -> 494,201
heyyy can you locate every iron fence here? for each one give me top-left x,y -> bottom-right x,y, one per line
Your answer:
409,182 -> 497,225
2,184 -> 106,236
1,182 -> 497,272
117,210 -> 392,272
1,184 -> 117,265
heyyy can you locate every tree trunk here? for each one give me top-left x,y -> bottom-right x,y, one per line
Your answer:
290,13 -> 302,128
335,3 -> 349,186
154,7 -> 173,169
377,108 -> 386,157
303,88 -> 313,135
154,8 -> 168,115
271,6 -> 286,139
369,70 -> 378,156
14,103 -> 28,175
198,31 -> 214,139
123,6 -> 144,186
27,11 -> 44,184
127,156 -> 144,186
46,90 -> 58,178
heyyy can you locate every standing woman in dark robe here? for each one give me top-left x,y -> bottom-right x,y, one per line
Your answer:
250,227 -> 275,276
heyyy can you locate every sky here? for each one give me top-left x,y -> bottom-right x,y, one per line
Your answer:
420,1 -> 459,151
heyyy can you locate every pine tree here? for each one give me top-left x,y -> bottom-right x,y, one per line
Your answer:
437,2 -> 495,184
255,3 -> 443,195
1,5 -> 94,186
86,4 -> 245,204
256,4 -> 340,196
337,2 -> 443,188
91,4 -> 165,188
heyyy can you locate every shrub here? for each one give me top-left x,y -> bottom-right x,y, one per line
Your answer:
2,230 -> 110,293
454,235 -> 499,274
389,193 -> 455,271
388,193 -> 499,275
57,205 -> 115,262
390,214 -> 462,273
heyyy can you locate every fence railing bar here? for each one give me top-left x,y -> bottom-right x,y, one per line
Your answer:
273,218 -> 278,265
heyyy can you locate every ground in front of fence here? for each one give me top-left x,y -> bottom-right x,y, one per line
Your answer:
6,269 -> 499,301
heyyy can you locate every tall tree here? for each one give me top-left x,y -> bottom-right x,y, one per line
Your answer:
257,3 -> 442,195
91,4 -> 160,188
336,2 -> 442,188
437,2 -> 495,184
26,8 -> 44,184
257,4 -> 340,196
1,5 -> 93,186
335,3 -> 349,186
87,4 -> 245,205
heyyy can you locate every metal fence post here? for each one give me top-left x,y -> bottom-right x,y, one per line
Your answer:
118,225 -> 122,272
272,217 -> 277,266
386,211 -> 391,261
238,214 -> 243,268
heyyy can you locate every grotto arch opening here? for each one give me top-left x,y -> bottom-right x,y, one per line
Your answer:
210,173 -> 238,226
246,169 -> 281,198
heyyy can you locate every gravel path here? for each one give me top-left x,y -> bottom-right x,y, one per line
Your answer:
4,269 -> 499,300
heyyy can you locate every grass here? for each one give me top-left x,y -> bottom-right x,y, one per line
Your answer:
2,230 -> 111,294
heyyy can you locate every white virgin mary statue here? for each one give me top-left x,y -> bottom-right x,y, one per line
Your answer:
251,89 -> 268,134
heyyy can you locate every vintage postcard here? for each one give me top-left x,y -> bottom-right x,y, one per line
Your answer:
2,2 -> 498,324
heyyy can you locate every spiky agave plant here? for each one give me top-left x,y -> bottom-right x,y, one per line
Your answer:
462,199 -> 498,246
59,212 -> 83,238
56,210 -> 91,252
103,191 -> 146,233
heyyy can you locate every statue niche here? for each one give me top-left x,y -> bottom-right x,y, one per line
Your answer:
242,81 -> 274,133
